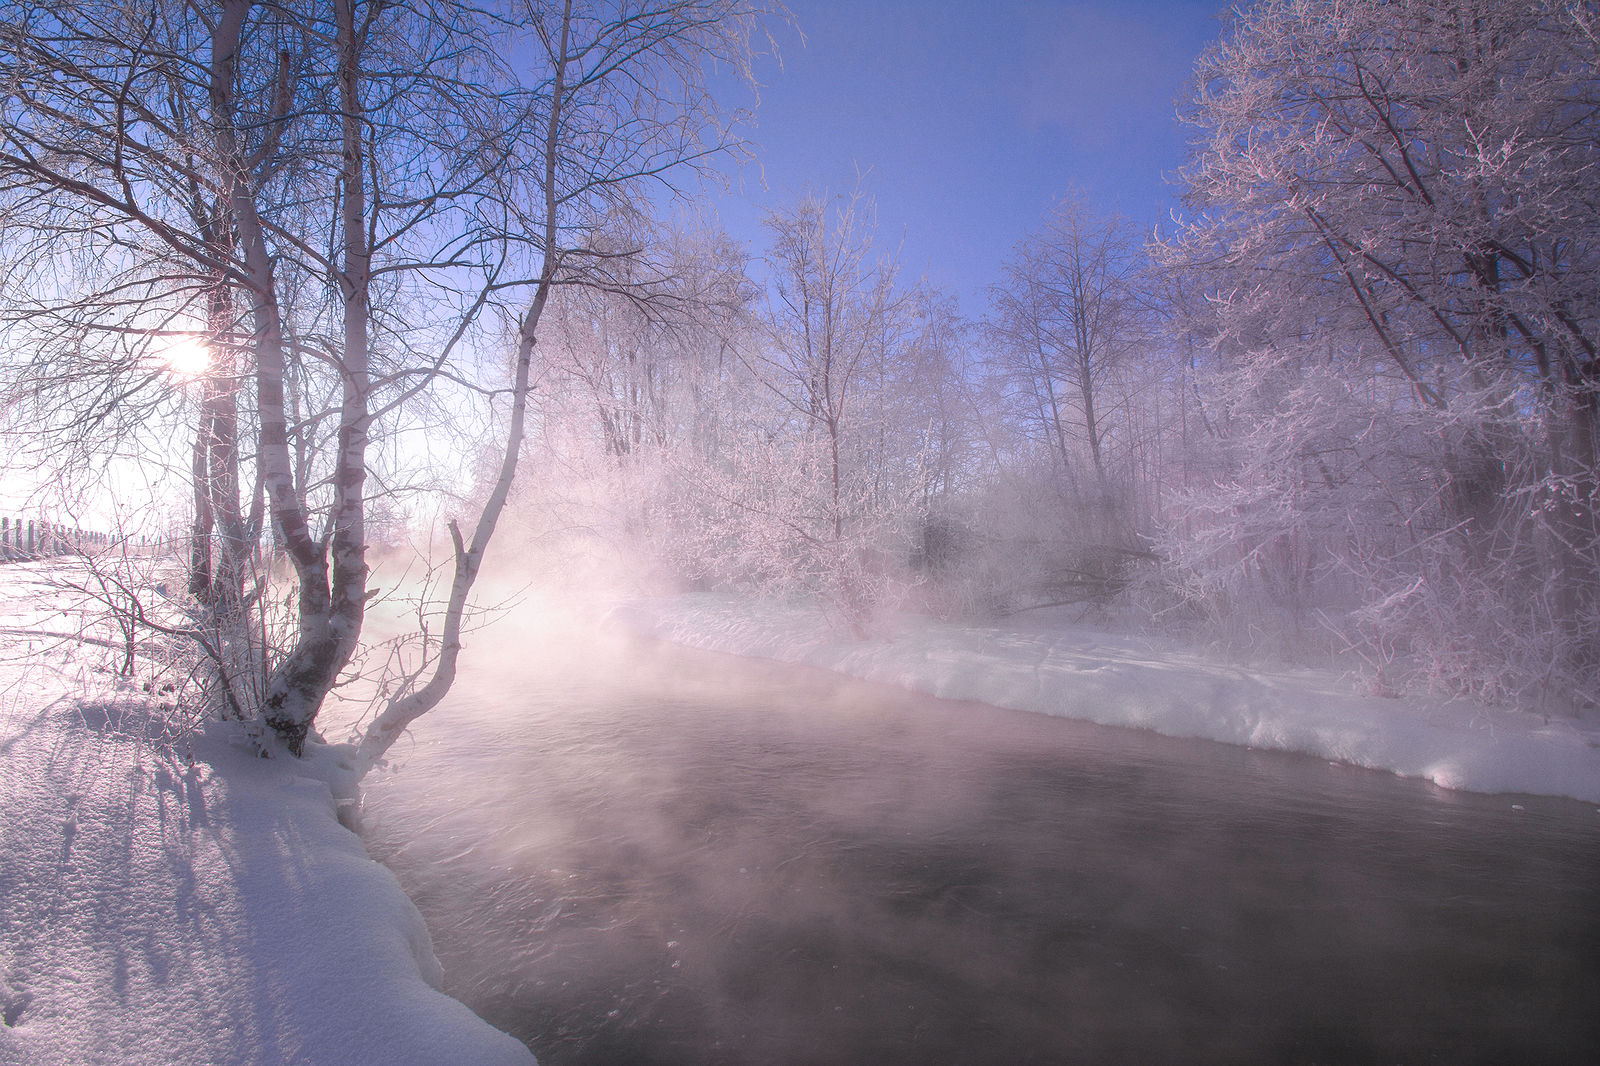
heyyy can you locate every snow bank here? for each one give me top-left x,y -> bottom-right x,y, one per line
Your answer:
0,567 -> 535,1066
612,593 -> 1600,804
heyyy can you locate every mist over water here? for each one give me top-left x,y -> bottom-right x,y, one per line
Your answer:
353,607 -> 1600,1066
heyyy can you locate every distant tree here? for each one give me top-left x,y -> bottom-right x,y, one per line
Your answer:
978,192 -> 1159,610
989,192 -> 1148,512
754,190 -> 903,537
502,216 -> 759,585
899,286 -> 981,509
539,219 -> 754,466
671,188 -> 922,634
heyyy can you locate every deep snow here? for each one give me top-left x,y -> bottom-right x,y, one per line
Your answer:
0,563 -> 535,1066
612,592 -> 1600,805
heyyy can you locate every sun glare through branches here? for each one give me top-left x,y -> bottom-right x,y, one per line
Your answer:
155,335 -> 211,380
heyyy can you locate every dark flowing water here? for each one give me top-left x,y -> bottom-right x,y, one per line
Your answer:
356,627 -> 1600,1066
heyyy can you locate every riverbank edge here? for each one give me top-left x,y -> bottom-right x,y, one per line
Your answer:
610,593 -> 1600,805
0,696 -> 541,1065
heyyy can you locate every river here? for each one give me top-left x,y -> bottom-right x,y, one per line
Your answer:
355,626 -> 1600,1065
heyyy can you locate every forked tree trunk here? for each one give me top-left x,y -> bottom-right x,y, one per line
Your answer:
210,0 -> 365,754
350,0 -> 573,775
259,0 -> 373,754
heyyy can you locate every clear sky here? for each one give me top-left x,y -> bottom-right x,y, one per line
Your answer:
711,0 -> 1229,315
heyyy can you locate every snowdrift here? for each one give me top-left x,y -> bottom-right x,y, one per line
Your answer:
0,687 -> 535,1066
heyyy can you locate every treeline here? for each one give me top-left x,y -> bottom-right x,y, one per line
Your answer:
518,0 -> 1599,710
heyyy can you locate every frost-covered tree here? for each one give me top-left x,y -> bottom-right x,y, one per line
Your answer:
668,189 -> 929,633
989,192 -> 1148,507
977,192 -> 1164,611
504,216 -> 758,585
0,0 -> 780,762
1162,0 -> 1600,704
539,220 -> 755,465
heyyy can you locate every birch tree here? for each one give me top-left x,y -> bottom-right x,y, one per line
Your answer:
0,0 -> 779,761
347,0 -> 777,769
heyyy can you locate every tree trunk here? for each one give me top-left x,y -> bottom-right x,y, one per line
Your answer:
351,0 -> 574,774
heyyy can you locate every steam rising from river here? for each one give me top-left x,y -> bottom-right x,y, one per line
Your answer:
346,582 -> 1600,1066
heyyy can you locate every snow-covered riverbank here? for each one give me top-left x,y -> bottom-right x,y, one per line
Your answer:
613,593 -> 1600,805
0,563 -> 535,1066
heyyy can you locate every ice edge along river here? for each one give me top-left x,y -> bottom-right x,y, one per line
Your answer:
612,593 -> 1600,806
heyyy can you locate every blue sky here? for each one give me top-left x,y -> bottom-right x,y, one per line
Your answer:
709,0 -> 1229,314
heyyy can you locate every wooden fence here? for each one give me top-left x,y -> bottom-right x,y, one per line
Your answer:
0,517 -> 176,563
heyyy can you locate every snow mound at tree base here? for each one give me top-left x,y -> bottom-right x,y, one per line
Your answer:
0,691 -> 536,1066
613,593 -> 1600,805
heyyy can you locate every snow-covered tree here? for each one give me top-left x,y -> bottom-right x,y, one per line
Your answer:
664,189 -> 931,633
1162,0 -> 1600,703
989,192 -> 1149,509
974,192 -> 1168,612
0,0 -> 780,762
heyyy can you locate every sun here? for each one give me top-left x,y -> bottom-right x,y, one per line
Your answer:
158,335 -> 212,379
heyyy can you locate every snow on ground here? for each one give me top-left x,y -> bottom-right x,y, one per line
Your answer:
613,592 -> 1600,805
0,562 -> 536,1066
